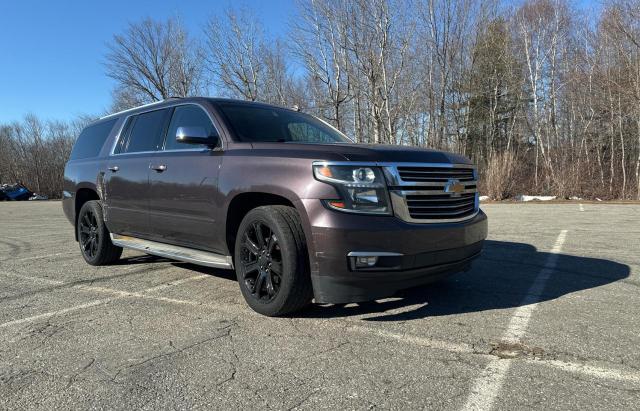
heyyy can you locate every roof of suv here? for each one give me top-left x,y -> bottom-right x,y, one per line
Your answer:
100,97 -> 299,121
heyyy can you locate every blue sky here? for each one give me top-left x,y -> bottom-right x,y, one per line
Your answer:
0,0 -> 295,123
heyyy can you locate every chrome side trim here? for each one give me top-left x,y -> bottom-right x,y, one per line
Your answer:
347,251 -> 404,257
110,234 -> 234,269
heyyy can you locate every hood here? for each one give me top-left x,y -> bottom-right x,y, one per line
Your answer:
249,142 -> 472,165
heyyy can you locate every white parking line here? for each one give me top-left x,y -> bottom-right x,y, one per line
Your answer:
348,324 -> 640,386
0,274 -> 211,329
522,358 -> 640,385
347,324 -> 473,354
14,252 -> 76,262
0,298 -> 114,329
0,271 -> 62,285
461,230 -> 568,411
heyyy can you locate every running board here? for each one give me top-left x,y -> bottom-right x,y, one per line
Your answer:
110,234 -> 234,270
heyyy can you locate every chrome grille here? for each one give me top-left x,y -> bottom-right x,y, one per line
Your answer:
385,164 -> 479,223
397,166 -> 475,182
405,193 -> 476,220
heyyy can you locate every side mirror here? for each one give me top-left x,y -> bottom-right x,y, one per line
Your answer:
176,126 -> 219,147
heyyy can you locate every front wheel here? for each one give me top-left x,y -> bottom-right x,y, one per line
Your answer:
77,200 -> 122,265
234,206 -> 313,316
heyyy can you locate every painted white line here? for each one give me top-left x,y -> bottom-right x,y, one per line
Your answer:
14,252 -> 76,262
0,298 -> 114,329
579,203 -> 585,212
0,271 -> 62,285
345,323 -> 640,387
347,324 -> 473,354
0,274 -> 211,329
522,358 -> 640,385
3,233 -> 72,240
461,230 -> 568,411
503,230 -> 567,343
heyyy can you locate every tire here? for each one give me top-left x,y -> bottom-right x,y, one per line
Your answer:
234,206 -> 313,316
77,200 -> 123,266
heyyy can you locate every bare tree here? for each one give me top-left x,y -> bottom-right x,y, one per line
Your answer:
205,8 -> 259,101
292,0 -> 353,130
601,0 -> 640,199
0,115 -> 80,198
105,17 -> 205,110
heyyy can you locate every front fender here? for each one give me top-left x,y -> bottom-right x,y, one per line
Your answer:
218,153 -> 338,262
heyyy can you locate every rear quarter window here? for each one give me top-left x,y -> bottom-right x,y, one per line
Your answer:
69,119 -> 118,160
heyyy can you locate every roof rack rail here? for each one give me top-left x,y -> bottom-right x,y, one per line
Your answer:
100,97 -> 180,119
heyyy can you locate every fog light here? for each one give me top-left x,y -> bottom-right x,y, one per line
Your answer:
348,252 -> 404,271
355,256 -> 378,267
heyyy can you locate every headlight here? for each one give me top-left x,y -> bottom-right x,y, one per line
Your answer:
313,164 -> 392,215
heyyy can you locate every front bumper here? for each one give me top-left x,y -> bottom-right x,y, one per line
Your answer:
301,199 -> 488,304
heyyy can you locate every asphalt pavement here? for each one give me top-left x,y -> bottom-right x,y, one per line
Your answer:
0,201 -> 638,410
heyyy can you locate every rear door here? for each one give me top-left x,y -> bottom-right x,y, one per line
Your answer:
147,104 -> 224,252
104,108 -> 172,237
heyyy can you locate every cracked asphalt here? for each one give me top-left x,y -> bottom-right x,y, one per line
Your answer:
0,201 -> 639,410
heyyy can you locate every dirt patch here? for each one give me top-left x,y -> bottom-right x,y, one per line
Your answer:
489,342 -> 545,359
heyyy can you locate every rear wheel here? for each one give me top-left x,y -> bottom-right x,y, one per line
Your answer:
234,206 -> 313,316
77,200 -> 122,265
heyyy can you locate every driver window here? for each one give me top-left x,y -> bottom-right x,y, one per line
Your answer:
164,105 -> 217,150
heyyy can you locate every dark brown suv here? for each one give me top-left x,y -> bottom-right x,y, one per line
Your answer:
63,97 -> 487,316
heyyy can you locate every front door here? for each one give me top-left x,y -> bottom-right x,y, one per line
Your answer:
104,108 -> 172,238
147,104 -> 224,253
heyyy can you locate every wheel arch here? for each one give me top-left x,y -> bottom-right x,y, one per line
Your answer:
74,187 -> 101,241
225,192 -> 299,256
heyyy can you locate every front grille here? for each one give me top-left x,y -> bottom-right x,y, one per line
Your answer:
386,164 -> 479,223
397,166 -> 475,182
405,193 -> 476,220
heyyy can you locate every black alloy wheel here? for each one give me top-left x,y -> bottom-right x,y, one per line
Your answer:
238,221 -> 283,302
233,206 -> 313,316
76,200 -> 122,266
79,208 -> 100,259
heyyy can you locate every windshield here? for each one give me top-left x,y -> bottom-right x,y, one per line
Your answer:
216,103 -> 351,144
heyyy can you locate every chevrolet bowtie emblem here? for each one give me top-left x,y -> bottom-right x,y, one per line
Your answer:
444,179 -> 465,196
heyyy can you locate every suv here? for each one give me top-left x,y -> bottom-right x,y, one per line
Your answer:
63,97 -> 487,316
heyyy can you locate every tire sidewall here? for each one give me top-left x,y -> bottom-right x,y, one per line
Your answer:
234,208 -> 299,316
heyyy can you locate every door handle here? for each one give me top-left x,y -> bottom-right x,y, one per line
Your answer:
150,164 -> 167,172
108,166 -> 119,172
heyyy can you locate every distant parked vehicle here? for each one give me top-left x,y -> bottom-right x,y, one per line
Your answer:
62,97 -> 487,316
0,183 -> 33,201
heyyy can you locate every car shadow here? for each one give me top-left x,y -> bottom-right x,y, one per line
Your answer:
298,240 -> 631,321
114,254 -> 172,265
170,262 -> 238,281
115,253 -> 238,280
117,240 -> 630,321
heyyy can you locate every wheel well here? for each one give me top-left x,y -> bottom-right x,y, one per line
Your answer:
74,188 -> 100,241
226,193 -> 294,255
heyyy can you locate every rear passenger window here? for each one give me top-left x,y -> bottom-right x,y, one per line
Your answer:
69,119 -> 117,160
113,117 -> 134,155
123,109 -> 171,153
164,105 -> 217,150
